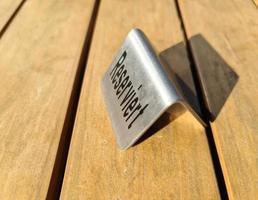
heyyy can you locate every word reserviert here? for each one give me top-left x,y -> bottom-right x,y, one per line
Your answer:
109,51 -> 149,129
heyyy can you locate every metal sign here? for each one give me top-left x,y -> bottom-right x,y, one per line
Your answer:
101,29 -> 204,149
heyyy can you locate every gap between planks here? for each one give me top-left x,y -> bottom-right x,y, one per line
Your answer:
46,0 -> 101,199
174,0 -> 229,199
0,0 -> 27,39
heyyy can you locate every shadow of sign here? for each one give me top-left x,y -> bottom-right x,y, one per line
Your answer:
160,34 -> 239,122
189,34 -> 238,121
134,34 -> 238,146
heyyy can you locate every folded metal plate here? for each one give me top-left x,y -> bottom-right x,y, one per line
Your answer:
101,29 -> 203,149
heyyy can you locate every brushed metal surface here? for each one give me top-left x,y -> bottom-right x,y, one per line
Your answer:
101,29 -> 204,149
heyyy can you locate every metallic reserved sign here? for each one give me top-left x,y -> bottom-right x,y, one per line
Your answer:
101,29 -> 204,149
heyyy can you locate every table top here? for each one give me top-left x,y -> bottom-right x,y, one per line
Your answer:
0,0 -> 257,199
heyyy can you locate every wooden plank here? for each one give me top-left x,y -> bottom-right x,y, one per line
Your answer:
0,0 -> 95,199
0,0 -> 24,34
178,0 -> 258,199
60,0 -> 220,199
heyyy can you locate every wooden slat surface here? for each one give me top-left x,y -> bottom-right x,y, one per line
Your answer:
61,0 -> 220,199
179,0 -> 258,199
0,0 -> 95,199
0,0 -> 24,33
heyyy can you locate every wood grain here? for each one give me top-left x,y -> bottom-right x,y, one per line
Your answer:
61,0 -> 220,199
0,0 -> 24,33
253,0 -> 258,7
0,0 -> 95,199
178,0 -> 258,199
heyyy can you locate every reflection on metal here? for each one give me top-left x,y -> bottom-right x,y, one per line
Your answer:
101,29 -> 205,149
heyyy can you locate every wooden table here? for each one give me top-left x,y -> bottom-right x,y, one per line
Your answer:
0,0 -> 257,199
